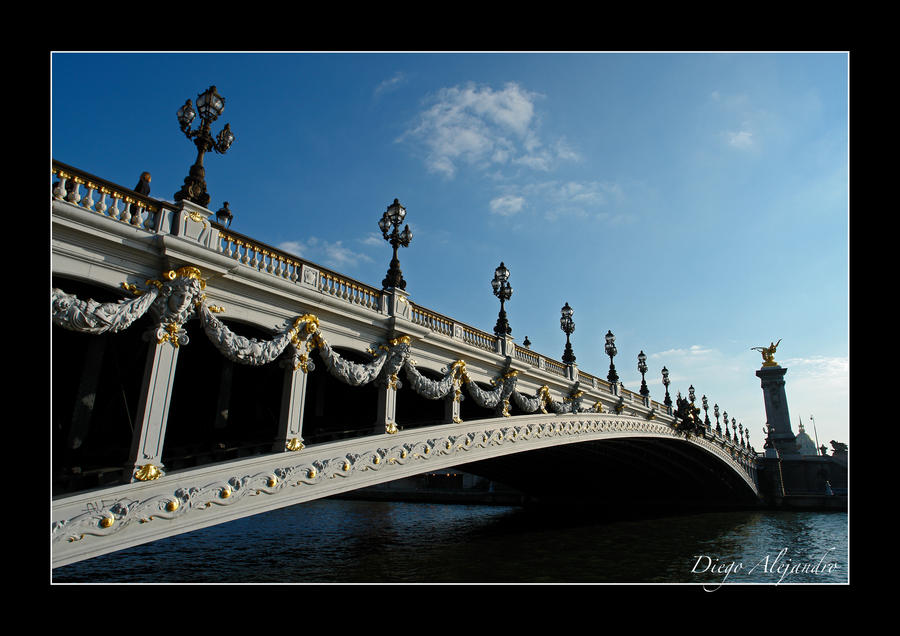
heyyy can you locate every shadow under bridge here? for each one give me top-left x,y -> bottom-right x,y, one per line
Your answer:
456,433 -> 761,512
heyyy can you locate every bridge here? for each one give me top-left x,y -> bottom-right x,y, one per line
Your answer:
50,160 -> 760,569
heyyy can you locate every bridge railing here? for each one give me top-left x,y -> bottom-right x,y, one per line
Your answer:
52,160 -> 167,233
51,160 -> 757,458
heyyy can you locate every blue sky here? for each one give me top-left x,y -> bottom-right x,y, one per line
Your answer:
50,52 -> 849,449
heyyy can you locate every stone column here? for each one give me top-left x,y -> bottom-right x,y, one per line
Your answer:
756,365 -> 798,455
126,338 -> 180,481
275,362 -> 309,452
376,382 -> 399,435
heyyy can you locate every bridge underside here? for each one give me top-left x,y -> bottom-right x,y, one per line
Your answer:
459,437 -> 760,511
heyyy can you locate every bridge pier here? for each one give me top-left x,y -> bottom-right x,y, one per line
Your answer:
275,359 -> 309,451
126,336 -> 180,482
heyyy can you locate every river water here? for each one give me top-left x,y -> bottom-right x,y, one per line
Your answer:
51,498 -> 848,585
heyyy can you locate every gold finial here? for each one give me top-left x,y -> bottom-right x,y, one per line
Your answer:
751,339 -> 782,367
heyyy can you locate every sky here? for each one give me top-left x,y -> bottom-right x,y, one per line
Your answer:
50,52 -> 849,451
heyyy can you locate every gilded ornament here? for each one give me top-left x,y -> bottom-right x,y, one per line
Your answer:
220,487 -> 232,498
286,438 -> 304,451
307,468 -> 318,479
166,500 -> 180,512
134,464 -> 161,481
267,477 -> 278,487
751,339 -> 782,367
99,516 -> 114,528
386,422 -> 399,434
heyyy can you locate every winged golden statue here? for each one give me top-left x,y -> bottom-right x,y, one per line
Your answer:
751,339 -> 782,367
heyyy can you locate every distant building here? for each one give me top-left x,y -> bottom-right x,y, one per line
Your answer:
795,420 -> 819,456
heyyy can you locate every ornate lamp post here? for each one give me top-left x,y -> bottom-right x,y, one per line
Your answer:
714,403 -> 721,434
605,330 -> 618,384
688,385 -> 696,406
723,410 -> 729,438
637,351 -> 649,397
560,302 -> 575,365
174,85 -> 234,207
378,198 -> 413,290
491,262 -> 513,336
661,366 -> 672,407
702,395 -> 710,428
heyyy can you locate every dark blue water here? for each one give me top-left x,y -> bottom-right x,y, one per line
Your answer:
52,499 -> 848,584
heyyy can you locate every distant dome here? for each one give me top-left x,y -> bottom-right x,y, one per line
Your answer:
796,422 -> 818,456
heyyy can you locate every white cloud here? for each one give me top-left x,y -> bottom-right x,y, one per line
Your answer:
400,81 -> 576,179
375,72 -> 407,97
490,194 -> 525,216
727,129 -> 754,149
278,237 -> 374,270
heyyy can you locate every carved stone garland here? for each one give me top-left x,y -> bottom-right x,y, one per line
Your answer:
50,266 -> 606,432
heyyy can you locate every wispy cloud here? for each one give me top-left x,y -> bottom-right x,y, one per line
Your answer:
374,72 -> 407,97
727,129 -> 754,149
490,194 -> 525,216
399,81 -> 576,179
501,179 -> 626,222
278,237 -> 374,270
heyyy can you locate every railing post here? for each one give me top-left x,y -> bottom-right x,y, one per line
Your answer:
126,338 -> 180,482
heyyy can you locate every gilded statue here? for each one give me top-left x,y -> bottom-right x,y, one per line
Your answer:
751,339 -> 782,367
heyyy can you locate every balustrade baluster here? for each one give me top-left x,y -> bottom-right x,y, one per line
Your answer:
108,193 -> 122,221
66,178 -> 82,204
81,182 -> 95,211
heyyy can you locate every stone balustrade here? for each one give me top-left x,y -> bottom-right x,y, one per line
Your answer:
52,161 -> 162,232
50,160 -> 756,460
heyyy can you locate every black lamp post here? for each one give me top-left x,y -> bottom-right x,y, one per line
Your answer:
638,351 -> 649,397
491,262 -> 513,336
714,403 -> 721,434
661,366 -> 672,407
702,395 -> 710,428
379,198 -> 413,290
174,85 -> 234,207
605,330 -> 618,384
688,385 -> 695,406
560,302 -> 575,364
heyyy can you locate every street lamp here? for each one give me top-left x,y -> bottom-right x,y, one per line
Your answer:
723,410 -> 729,438
637,351 -> 649,397
174,85 -> 234,207
215,202 -> 233,228
688,385 -> 695,405
702,395 -> 710,428
605,330 -> 618,384
714,403 -> 721,434
661,366 -> 671,407
560,302 -> 575,365
491,262 -> 513,336
379,198 -> 413,290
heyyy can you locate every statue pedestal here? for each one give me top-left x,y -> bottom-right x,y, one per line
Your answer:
756,365 -> 798,455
